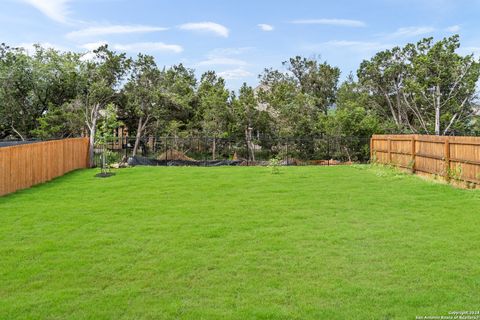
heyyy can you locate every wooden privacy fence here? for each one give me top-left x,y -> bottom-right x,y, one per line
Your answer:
0,138 -> 89,196
371,134 -> 480,185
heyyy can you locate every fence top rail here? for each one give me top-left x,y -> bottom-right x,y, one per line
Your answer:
372,134 -> 480,141
0,137 -> 88,150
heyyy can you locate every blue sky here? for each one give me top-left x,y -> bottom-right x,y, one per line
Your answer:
1,0 -> 480,89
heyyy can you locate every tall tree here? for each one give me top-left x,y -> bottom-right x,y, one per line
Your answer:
0,44 -> 81,139
197,71 -> 230,159
405,36 -> 480,135
358,36 -> 480,135
154,64 -> 197,136
77,45 -> 131,167
284,56 -> 340,115
231,83 -> 262,160
123,54 -> 161,156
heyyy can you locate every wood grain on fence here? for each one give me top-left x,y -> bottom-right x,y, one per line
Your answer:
371,134 -> 480,185
0,138 -> 89,196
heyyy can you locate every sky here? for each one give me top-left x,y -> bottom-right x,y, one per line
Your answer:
1,0 -> 480,90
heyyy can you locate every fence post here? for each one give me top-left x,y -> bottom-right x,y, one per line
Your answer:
370,137 -> 373,163
444,138 -> 450,181
387,138 -> 392,164
327,137 -> 330,165
165,137 -> 168,162
411,136 -> 416,173
286,139 -> 289,166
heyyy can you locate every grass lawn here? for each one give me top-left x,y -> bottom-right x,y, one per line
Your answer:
1,166 -> 480,319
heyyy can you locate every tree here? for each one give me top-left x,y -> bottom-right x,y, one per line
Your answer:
197,71 -> 230,159
320,78 -> 383,161
231,83 -> 271,160
96,103 -> 122,174
0,44 -> 82,139
153,64 -> 197,137
77,45 -> 131,167
284,56 -> 340,115
358,36 -> 480,135
405,36 -> 480,135
123,54 -> 161,156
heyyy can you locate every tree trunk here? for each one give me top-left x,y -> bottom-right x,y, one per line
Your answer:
435,84 -> 441,136
245,127 -> 255,161
132,117 -> 143,157
212,137 -> 216,160
88,124 -> 96,168
11,126 -> 25,141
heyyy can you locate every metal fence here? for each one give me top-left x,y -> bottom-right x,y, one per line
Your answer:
94,135 -> 372,167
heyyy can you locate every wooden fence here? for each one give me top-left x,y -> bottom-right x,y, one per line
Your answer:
0,138 -> 89,196
371,134 -> 480,185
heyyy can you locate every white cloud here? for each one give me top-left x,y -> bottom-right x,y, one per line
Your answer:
315,40 -> 392,52
258,23 -> 274,31
111,42 -> 183,53
290,19 -> 366,27
67,25 -> 168,39
446,25 -> 461,33
459,46 -> 480,58
196,47 -> 251,67
389,26 -> 435,38
218,68 -> 253,80
79,41 -> 108,51
179,22 -> 229,37
197,57 -> 248,67
208,47 -> 253,56
80,41 -> 183,54
21,0 -> 71,23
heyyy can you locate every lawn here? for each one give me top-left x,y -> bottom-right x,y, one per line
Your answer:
1,166 -> 479,319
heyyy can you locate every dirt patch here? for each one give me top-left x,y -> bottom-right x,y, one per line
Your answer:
157,149 -> 194,161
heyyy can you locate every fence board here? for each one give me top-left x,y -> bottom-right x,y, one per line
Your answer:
0,138 -> 89,196
371,134 -> 480,185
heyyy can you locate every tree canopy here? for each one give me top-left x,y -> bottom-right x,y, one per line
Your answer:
0,35 -> 478,149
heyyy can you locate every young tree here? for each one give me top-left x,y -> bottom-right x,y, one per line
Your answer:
96,103 -> 122,174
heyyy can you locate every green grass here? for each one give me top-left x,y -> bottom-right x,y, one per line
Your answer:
1,166 -> 480,319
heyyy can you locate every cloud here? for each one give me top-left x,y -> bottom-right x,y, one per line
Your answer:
459,46 -> 480,58
80,41 -> 183,53
79,41 -> 108,51
196,47 -> 251,67
314,40 -> 392,52
21,0 -> 71,23
114,42 -> 183,53
208,47 -> 253,56
446,25 -> 461,33
179,22 -> 229,37
197,57 -> 248,67
389,26 -> 435,38
67,25 -> 168,39
218,68 -> 253,80
290,19 -> 366,27
258,24 -> 274,31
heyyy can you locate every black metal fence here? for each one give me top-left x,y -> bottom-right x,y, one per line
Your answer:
0,139 -> 43,148
94,135 -> 371,167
